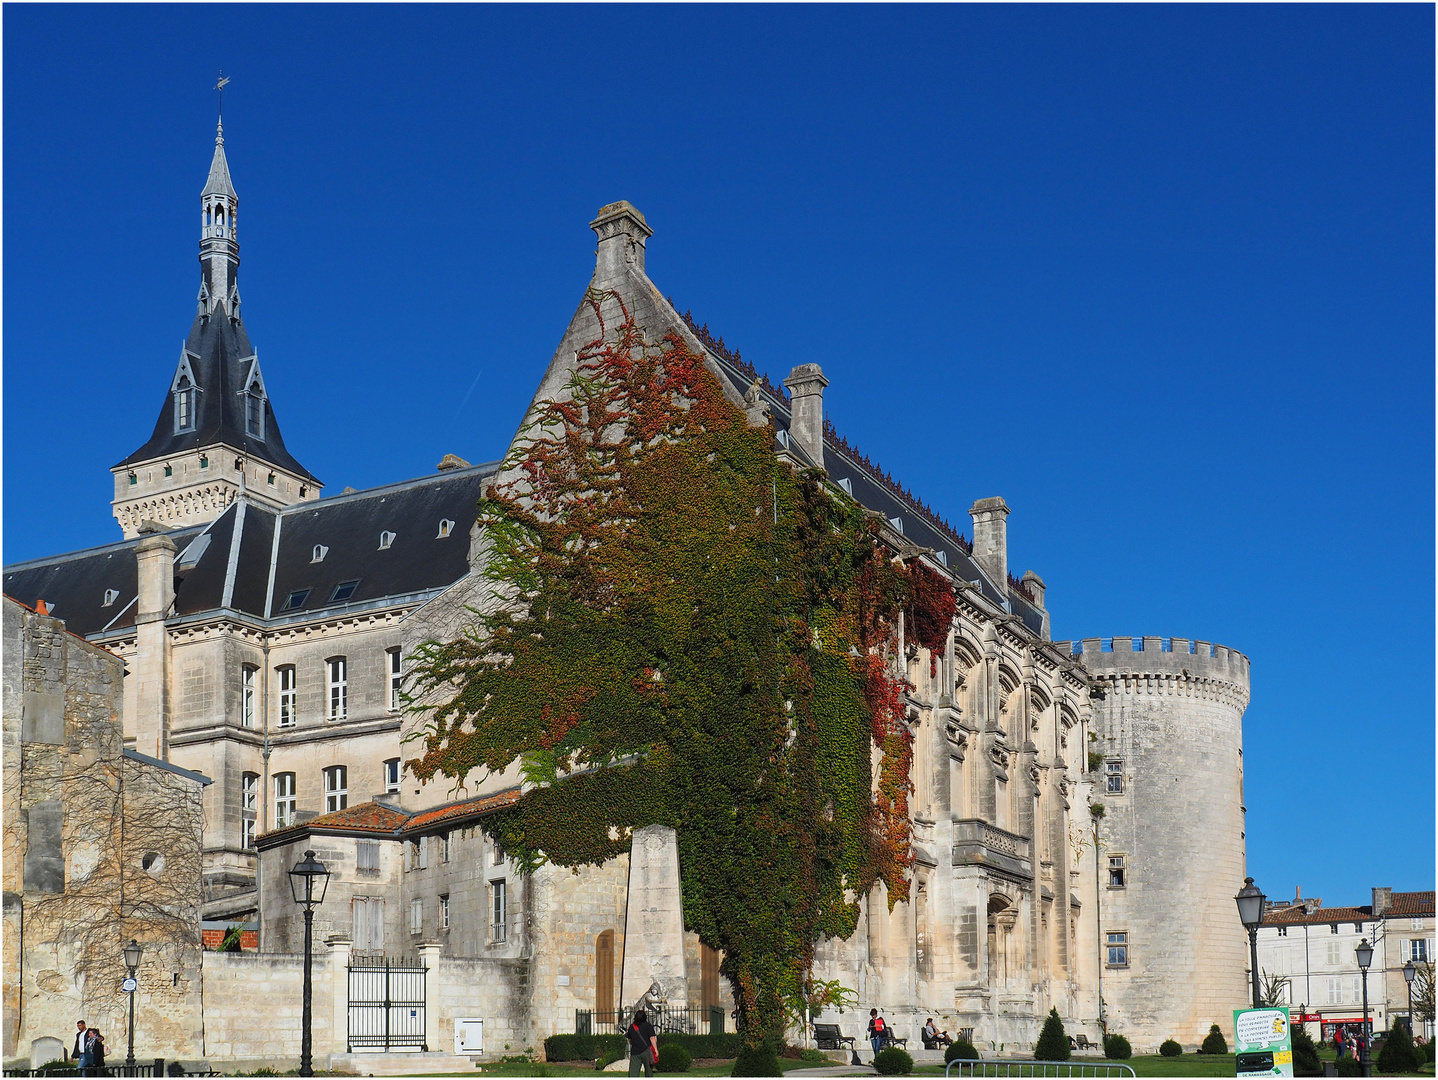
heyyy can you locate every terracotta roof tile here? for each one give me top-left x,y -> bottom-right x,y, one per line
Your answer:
403,789 -> 521,833
258,801 -> 408,844
1263,904 -> 1372,927
1387,891 -> 1435,916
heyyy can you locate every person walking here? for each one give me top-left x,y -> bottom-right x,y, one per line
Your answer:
84,1028 -> 106,1076
70,1021 -> 88,1063
626,1009 -> 659,1078
868,1009 -> 889,1056
1334,1026 -> 1345,1060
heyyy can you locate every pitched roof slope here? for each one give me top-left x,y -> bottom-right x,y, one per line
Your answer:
255,787 -> 522,849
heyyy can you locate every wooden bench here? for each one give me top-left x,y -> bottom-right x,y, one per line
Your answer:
1073,1034 -> 1096,1051
883,1031 -> 908,1051
813,1023 -> 855,1051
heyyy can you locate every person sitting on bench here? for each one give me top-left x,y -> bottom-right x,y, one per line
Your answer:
922,1018 -> 953,1049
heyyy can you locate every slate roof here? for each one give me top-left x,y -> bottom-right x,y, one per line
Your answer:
3,462 -> 498,636
118,308 -> 317,483
201,126 -> 237,199
254,787 -> 522,849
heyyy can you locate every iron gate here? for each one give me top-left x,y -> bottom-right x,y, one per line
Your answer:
348,955 -> 427,1052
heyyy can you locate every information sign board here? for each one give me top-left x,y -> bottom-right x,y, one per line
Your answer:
1234,1007 -> 1294,1078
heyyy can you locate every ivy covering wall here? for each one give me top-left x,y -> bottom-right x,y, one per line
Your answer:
409,291 -> 954,1043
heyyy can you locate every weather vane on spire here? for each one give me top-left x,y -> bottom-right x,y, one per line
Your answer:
214,72 -> 230,120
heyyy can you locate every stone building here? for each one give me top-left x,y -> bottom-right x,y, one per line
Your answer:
2,596 -> 209,1065
4,120 -> 1255,1062
1052,636 -> 1252,1048
1258,887 -> 1435,1043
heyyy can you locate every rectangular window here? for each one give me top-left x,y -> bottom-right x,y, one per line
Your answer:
442,833 -> 451,864
492,840 -> 504,866
354,897 -> 385,954
1105,760 -> 1124,794
330,580 -> 359,604
1327,940 -> 1342,967
1106,931 -> 1128,967
491,880 -> 508,942
384,758 -> 401,794
241,665 -> 257,728
1327,977 -> 1342,1005
419,836 -> 428,870
241,772 -> 258,848
1107,855 -> 1126,889
1413,939 -> 1430,962
274,773 -> 296,828
281,588 -> 310,612
175,388 -> 195,433
246,392 -> 264,439
410,898 -> 423,935
440,894 -> 450,930
328,658 -> 347,720
356,841 -> 380,871
389,648 -> 402,712
324,765 -> 348,812
278,666 -> 296,728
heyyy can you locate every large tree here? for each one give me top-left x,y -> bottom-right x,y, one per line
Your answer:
408,291 -> 952,1042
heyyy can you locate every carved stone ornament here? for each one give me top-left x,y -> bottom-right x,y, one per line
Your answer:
989,744 -> 1010,769
1028,763 -> 1041,786
945,722 -> 968,761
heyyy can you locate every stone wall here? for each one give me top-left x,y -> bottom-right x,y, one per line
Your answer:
199,950 -> 328,1064
1061,637 -> 1251,1048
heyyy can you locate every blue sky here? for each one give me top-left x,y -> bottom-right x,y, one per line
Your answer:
5,5 -> 1433,906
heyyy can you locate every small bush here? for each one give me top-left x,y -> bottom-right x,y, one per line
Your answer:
1200,1023 -> 1228,1055
544,1033 -> 627,1062
1424,1039 -> 1436,1064
873,1048 -> 914,1075
657,1044 -> 692,1073
731,1046 -> 781,1076
945,1040 -> 980,1062
1291,1025 -> 1322,1077
1377,1023 -> 1420,1074
1336,1054 -> 1362,1077
1102,1034 -> 1132,1060
1034,1007 -> 1071,1061
799,1049 -> 828,1063
1159,1039 -> 1182,1057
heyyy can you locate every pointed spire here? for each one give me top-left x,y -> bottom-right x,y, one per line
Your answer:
202,118 -> 237,199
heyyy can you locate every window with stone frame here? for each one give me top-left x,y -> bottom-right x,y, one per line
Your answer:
241,665 -> 258,728
277,665 -> 296,727
274,772 -> 297,828
440,894 -> 450,930
491,879 -> 508,942
1106,931 -> 1128,967
1413,939 -> 1430,962
442,832 -> 451,863
384,757 -> 401,794
327,657 -> 347,720
324,765 -> 348,812
356,841 -> 380,872
1105,759 -> 1124,794
388,648 -> 403,712
353,897 -> 385,954
241,772 -> 259,848
410,898 -> 423,935
1107,854 -> 1126,889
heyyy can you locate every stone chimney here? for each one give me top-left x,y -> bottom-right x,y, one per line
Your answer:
969,497 -> 1010,589
1373,886 -> 1392,917
133,533 -> 176,759
590,201 -> 653,282
1020,571 -> 1046,609
783,364 -> 828,469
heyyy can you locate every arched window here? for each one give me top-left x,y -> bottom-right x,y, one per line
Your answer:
245,388 -> 265,439
241,772 -> 259,848
174,378 -> 195,433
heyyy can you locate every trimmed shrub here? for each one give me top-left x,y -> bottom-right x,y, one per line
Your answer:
731,1046 -> 781,1076
657,1044 -> 692,1073
1336,1054 -> 1362,1077
1377,1023 -> 1420,1074
945,1040 -> 980,1063
1159,1039 -> 1182,1057
873,1048 -> 914,1075
1291,1025 -> 1322,1077
1102,1034 -> 1132,1060
799,1049 -> 828,1064
543,1033 -> 626,1062
1034,1007 -> 1071,1061
1201,1024 -> 1229,1055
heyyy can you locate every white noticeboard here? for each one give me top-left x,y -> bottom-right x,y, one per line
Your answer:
455,1017 -> 484,1055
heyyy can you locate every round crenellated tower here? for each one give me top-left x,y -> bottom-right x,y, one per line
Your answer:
1053,635 -> 1251,1049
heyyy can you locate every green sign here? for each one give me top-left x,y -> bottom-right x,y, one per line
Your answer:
1233,1007 -> 1294,1078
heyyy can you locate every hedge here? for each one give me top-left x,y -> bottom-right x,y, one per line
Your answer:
544,1032 -> 747,1062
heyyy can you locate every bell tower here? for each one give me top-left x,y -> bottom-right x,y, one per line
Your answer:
111,118 -> 321,538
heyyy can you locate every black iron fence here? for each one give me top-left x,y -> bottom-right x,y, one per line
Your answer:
576,1006 -> 727,1037
8,1061 -> 175,1078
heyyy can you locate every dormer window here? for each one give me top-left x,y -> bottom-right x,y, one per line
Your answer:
245,388 -> 265,439
437,519 -> 454,539
128,472 -> 138,486
199,455 -> 209,469
174,382 -> 196,433
330,580 -> 359,603
312,545 -> 328,563
379,531 -> 396,550
102,589 -> 119,607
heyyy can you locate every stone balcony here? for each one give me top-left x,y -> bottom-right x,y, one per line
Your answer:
951,819 -> 1033,881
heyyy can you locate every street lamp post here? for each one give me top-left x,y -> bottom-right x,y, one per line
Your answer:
289,850 -> 331,1078
1235,877 -> 1267,1009
1404,960 -> 1417,1037
123,939 -> 142,1067
1356,938 -> 1374,1078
